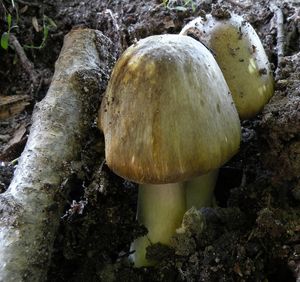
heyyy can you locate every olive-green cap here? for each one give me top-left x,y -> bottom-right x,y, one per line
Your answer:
181,14 -> 274,120
100,34 -> 241,184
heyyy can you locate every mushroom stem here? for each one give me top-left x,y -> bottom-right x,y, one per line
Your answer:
131,183 -> 186,267
184,170 -> 219,209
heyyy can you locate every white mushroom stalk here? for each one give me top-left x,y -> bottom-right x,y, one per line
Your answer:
131,183 -> 186,266
99,34 -> 241,267
132,171 -> 218,267
184,170 -> 219,210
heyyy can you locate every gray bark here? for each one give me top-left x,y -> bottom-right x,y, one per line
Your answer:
0,28 -> 115,282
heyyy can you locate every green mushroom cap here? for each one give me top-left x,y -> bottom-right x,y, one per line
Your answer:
99,34 -> 241,184
181,13 -> 274,120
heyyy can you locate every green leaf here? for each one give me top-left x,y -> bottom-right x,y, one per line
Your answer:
1,32 -> 9,50
45,16 -> 57,29
43,25 -> 49,39
7,14 -> 12,30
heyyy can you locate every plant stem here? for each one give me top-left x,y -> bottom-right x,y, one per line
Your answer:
131,182 -> 186,267
184,170 -> 219,209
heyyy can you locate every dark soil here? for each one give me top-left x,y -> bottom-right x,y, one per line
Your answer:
0,0 -> 299,281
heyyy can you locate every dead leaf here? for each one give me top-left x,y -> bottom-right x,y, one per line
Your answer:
163,19 -> 175,29
0,137 -> 27,162
0,95 -> 31,120
233,263 -> 243,277
6,123 -> 27,149
19,5 -> 28,14
32,17 -> 41,32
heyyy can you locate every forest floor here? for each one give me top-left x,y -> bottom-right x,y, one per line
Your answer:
0,0 -> 299,281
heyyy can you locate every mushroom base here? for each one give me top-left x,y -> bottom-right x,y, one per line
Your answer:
130,170 -> 219,267
130,183 -> 186,267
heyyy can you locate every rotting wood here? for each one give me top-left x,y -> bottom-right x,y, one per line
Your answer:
0,27 -> 115,282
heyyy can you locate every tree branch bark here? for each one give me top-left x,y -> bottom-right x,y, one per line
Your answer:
0,28 -> 115,282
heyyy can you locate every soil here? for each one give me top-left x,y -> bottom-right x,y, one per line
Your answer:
0,0 -> 299,281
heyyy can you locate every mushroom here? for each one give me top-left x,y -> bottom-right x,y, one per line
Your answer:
180,12 -> 274,120
99,34 -> 241,266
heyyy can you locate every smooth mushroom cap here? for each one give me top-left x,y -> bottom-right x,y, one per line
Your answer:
100,34 -> 241,184
181,14 -> 274,120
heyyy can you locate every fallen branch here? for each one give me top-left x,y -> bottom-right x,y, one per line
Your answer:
0,28 -> 115,282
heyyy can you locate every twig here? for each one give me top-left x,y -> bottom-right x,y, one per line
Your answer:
287,7 -> 300,23
9,34 -> 41,97
105,8 -> 122,55
99,9 -> 123,57
270,4 -> 285,66
9,34 -> 35,77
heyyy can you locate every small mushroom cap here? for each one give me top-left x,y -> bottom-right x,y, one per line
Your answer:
100,34 -> 241,184
181,14 -> 274,120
